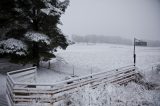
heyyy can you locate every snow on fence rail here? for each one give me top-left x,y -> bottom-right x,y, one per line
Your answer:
6,65 -> 139,106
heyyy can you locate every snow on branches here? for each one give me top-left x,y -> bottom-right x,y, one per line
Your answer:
25,31 -> 50,45
41,0 -> 69,16
41,1 -> 63,16
0,38 -> 27,56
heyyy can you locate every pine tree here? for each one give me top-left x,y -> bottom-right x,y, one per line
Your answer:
0,0 -> 69,66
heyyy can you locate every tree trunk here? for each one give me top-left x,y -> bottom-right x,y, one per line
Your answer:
32,8 -> 40,67
32,20 -> 40,67
32,42 -> 40,67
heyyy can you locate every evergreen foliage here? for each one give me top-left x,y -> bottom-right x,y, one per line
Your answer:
0,0 -> 69,66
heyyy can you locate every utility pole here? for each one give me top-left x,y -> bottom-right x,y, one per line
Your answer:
133,38 -> 136,66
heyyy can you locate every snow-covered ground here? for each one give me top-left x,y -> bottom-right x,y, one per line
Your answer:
54,43 -> 160,76
36,68 -> 71,84
0,74 -> 6,96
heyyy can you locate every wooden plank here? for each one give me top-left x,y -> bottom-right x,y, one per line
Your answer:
116,76 -> 136,85
91,72 -> 136,88
6,83 -> 15,102
7,75 -> 15,86
6,87 -> 14,106
11,70 -> 36,79
8,67 -> 36,75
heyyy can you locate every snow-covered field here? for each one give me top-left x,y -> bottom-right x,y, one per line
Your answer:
55,43 -> 160,76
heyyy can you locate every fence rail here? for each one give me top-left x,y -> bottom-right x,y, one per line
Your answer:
6,65 -> 138,106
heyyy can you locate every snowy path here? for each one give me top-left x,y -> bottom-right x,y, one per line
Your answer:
0,74 -> 8,106
0,95 -> 8,106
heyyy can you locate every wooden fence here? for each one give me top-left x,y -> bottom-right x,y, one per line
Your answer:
6,65 -> 138,106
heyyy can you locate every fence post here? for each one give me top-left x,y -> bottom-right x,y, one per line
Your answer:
72,65 -> 75,76
34,67 -> 37,83
48,60 -> 51,69
91,67 -> 93,78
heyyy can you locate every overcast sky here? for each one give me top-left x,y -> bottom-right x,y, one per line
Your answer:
59,0 -> 160,40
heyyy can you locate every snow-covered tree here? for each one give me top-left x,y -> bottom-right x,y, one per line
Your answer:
0,0 -> 69,66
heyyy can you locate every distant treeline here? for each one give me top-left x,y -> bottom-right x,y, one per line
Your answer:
72,35 -> 132,45
72,35 -> 160,47
147,40 -> 160,47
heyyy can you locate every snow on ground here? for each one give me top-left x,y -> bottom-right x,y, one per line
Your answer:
36,67 -> 71,84
0,74 -> 6,96
38,43 -> 160,85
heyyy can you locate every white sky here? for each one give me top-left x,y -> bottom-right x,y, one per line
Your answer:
59,0 -> 160,40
